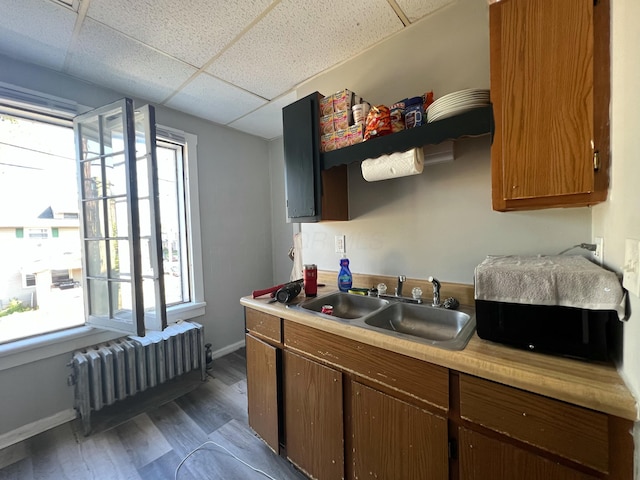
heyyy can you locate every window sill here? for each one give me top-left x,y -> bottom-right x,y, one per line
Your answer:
0,301 -> 206,372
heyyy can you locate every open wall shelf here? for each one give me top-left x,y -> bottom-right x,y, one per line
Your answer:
321,105 -> 494,170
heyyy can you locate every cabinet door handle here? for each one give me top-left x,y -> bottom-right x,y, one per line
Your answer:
593,150 -> 601,171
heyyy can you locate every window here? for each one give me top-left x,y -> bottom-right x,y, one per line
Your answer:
0,88 -> 204,345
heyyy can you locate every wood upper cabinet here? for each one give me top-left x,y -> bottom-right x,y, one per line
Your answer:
350,381 -> 448,480
245,334 -> 280,453
283,350 -> 344,480
282,92 -> 348,223
490,0 -> 610,211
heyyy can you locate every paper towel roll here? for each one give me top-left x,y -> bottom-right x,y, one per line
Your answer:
361,148 -> 424,182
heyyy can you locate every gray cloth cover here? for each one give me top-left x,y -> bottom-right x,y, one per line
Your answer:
474,255 -> 626,319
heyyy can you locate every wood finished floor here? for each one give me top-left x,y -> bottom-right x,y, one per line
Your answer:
0,348 -> 306,480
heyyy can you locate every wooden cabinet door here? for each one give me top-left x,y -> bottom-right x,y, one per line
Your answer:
350,381 -> 448,480
490,0 -> 609,211
246,334 -> 280,453
284,350 -> 344,480
459,427 -> 598,480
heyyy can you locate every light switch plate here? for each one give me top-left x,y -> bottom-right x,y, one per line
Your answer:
335,235 -> 346,254
622,238 -> 640,298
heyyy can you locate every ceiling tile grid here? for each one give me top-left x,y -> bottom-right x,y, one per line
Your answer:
65,18 -> 198,104
396,0 -> 456,23
165,72 -> 267,126
206,0 -> 404,100
228,91 -> 297,140
86,0 -> 276,68
0,0 -> 76,70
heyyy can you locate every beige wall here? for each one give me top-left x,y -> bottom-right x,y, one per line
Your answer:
282,0 -> 592,285
592,0 -> 640,404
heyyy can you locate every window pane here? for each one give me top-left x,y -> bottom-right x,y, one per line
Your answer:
138,198 -> 151,237
0,114 -> 84,343
78,119 -> 101,160
80,158 -> 102,199
139,237 -> 154,277
136,157 -> 149,198
110,280 -> 133,323
83,199 -> 104,238
88,279 -> 109,317
109,239 -> 131,279
105,154 -> 127,197
157,141 -> 189,305
101,109 -> 125,156
86,240 -> 107,277
108,197 -> 129,238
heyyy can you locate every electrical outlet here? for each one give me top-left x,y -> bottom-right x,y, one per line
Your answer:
623,238 -> 640,298
335,235 -> 346,254
593,237 -> 604,265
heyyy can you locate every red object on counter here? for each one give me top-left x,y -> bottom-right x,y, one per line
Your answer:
252,283 -> 285,298
303,264 -> 317,297
252,279 -> 304,298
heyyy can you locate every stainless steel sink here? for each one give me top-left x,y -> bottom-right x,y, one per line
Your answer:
362,302 -> 476,350
296,291 -> 389,319
293,290 -> 476,350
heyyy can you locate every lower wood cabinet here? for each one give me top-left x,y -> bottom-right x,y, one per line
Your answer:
284,350 -> 344,480
243,308 -> 633,480
351,381 -> 448,480
245,334 -> 280,453
459,427 -> 597,480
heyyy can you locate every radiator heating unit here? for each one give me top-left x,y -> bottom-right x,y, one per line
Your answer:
70,321 -> 205,435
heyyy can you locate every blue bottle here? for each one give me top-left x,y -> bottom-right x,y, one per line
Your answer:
338,257 -> 352,292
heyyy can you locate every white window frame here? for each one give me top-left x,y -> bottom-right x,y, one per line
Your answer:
0,84 -> 206,370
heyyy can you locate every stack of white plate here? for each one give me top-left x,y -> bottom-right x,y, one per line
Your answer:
426,89 -> 490,123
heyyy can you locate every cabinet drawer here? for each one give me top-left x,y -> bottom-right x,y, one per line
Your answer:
284,320 -> 448,410
459,374 -> 609,473
245,309 -> 282,344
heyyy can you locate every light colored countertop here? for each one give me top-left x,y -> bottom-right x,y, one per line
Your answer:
241,284 -> 638,421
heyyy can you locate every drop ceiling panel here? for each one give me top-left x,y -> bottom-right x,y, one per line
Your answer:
396,0 -> 456,23
66,18 -> 198,104
228,91 -> 297,140
0,0 -> 75,70
86,0 -> 276,68
165,72 -> 267,126
206,0 -> 404,100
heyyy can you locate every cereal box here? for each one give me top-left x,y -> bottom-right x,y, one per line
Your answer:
321,132 -> 336,152
333,89 -> 353,112
320,113 -> 334,134
348,124 -> 364,145
333,110 -> 349,131
319,96 -> 334,116
334,129 -> 349,149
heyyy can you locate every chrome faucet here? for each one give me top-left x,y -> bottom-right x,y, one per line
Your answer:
427,276 -> 441,307
395,275 -> 406,297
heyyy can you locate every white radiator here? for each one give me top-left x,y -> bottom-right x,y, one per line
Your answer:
70,321 -> 205,435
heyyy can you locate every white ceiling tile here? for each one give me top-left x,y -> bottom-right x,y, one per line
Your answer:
66,18 -> 197,104
165,72 -> 267,125
0,0 -> 75,70
206,0 -> 403,100
86,0 -> 275,68
228,91 -> 297,140
395,0 -> 456,23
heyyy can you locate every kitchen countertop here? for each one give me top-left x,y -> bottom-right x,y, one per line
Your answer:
241,285 -> 638,421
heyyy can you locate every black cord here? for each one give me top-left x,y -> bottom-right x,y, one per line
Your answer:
557,243 -> 597,255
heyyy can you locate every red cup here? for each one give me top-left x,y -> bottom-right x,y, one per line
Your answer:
303,264 -> 317,297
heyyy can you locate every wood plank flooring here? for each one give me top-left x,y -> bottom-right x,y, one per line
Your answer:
0,348 -> 306,480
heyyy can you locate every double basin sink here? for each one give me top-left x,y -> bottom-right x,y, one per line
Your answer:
290,291 -> 476,351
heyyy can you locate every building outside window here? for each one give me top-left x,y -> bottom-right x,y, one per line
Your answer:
0,91 -> 203,344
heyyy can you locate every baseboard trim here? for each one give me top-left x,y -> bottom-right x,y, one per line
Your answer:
0,409 -> 76,450
211,339 -> 245,360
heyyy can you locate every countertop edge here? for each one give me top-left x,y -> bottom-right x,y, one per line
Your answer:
241,294 -> 638,421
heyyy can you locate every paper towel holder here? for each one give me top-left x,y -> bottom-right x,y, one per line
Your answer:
422,141 -> 455,166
